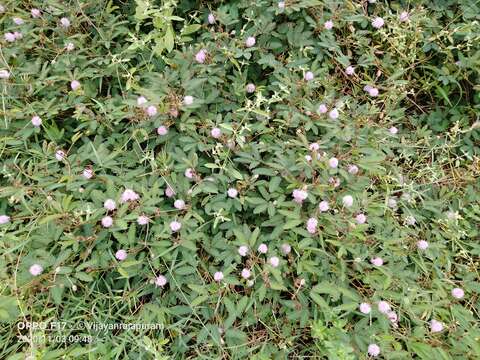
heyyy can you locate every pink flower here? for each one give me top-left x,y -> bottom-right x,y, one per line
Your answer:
101,216 -> 113,228
387,198 -> 397,208
367,344 -> 380,357
356,213 -> 367,224
306,217 -> 318,234
0,215 -> 11,224
309,142 -> 320,151
359,302 -> 371,314
305,155 -> 312,162
115,249 -> 127,261
245,36 -> 256,47
183,95 -> 194,105
389,126 -> 398,135
345,66 -> 355,75
70,80 -> 80,90
195,49 -> 207,63
387,311 -> 398,323
324,20 -> 333,30
368,87 -> 379,97
328,108 -> 339,120
278,1 -> 286,9
342,195 -> 353,207
269,256 -> 280,267
82,168 -> 93,179
328,157 -> 338,168
258,243 -> 268,254
31,115 -> 42,127
0,5 -> 5,14
348,164 -> 359,175
318,104 -> 328,114
104,199 -> 116,211
60,17 -> 71,28
29,264 -> 43,276
372,17 -> 385,29
378,301 -> 390,314
451,287 -> 464,299
319,200 -> 330,212
208,13 -> 215,24
405,215 -> 416,226
241,268 -> 251,279
238,246 -> 248,257
281,243 -> 291,255
155,275 -> 167,287
13,31 -> 22,40
0,69 -> 10,79
157,125 -> 168,135
399,11 -> 409,22
211,127 -> 222,138
430,319 -> 444,333
304,71 -> 314,81
165,186 -> 175,198
65,42 -> 75,51
146,105 -> 157,117
417,240 -> 429,250
184,168 -> 195,179
371,257 -> 383,266
13,17 -> 24,25
137,96 -> 147,106
227,188 -> 238,198
137,215 -> 149,225
4,32 -> 16,42
174,199 -> 185,210
120,189 -> 139,203
54,150 -> 65,161
246,83 -> 256,93
214,271 -> 224,282
31,9 -> 41,18
292,189 -> 308,204
170,220 -> 181,232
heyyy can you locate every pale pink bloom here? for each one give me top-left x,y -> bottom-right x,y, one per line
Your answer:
245,36 -> 256,47
304,71 -> 314,81
368,344 -> 380,357
328,157 -> 338,168
157,125 -> 168,135
430,319 -> 444,333
104,199 -> 116,211
4,32 -> 16,42
389,126 -> 398,135
342,195 -> 353,207
451,287 -> 464,299
115,249 -> 127,261
137,96 -> 147,106
345,66 -> 355,75
31,9 -> 41,18
170,220 -> 181,232
281,243 -> 291,255
137,215 -> 149,225
65,42 -> 75,51
195,49 -> 207,63
417,240 -> 429,250
31,116 -> 42,127
60,17 -> 71,28
387,198 -> 397,208
165,186 -> 175,198
0,215 -> 11,224
120,189 -> 139,203
211,127 -> 222,138
356,213 -> 367,224
214,271 -> 224,282
324,20 -> 333,30
372,17 -> 384,29
13,31 -> 22,40
0,69 -> 10,79
238,246 -> 248,257
29,264 -> 43,276
146,105 -> 157,117
378,301 -> 391,314
306,217 -> 318,234
305,155 -> 312,162
318,104 -> 328,113
13,17 -> 24,25
70,80 -> 80,90
371,257 -> 383,266
319,200 -> 330,212
359,302 -> 371,314
227,188 -> 238,198
278,1 -> 285,8
387,311 -> 398,323
328,176 -> 340,188
269,256 -> 280,267
183,95 -> 194,105
207,13 -> 215,24
405,215 -> 416,226
368,87 -> 379,97
241,268 -> 251,279
258,243 -> 268,254
348,164 -> 359,175
0,5 -> 4,14
101,216 -> 113,228
184,168 -> 195,179
246,83 -> 256,93
328,108 -> 339,120
174,199 -> 185,210
82,168 -> 93,179
399,11 -> 409,22
155,275 -> 167,287
309,143 -> 320,151
292,189 -> 308,204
